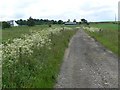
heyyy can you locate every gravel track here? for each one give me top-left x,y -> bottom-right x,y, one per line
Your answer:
55,29 -> 118,88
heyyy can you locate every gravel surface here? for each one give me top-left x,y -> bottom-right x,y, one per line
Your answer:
55,29 -> 118,88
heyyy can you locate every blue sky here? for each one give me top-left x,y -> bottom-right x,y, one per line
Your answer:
0,0 -> 119,22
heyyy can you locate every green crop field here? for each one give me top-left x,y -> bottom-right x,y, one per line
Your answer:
90,23 -> 118,30
84,23 -> 119,56
2,25 -> 79,88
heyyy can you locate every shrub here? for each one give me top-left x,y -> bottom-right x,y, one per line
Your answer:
2,21 -> 11,29
49,24 -> 52,27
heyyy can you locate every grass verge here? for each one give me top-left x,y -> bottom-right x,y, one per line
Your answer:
2,27 -> 77,88
84,24 -> 119,56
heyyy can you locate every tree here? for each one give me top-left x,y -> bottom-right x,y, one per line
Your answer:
67,19 -> 70,22
2,21 -> 11,29
73,19 -> 76,22
58,20 -> 63,24
15,19 -> 25,26
51,20 -> 57,24
81,19 -> 86,23
81,19 -> 89,25
27,17 -> 35,26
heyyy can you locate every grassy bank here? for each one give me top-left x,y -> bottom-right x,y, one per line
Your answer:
84,23 -> 119,56
2,25 -> 78,88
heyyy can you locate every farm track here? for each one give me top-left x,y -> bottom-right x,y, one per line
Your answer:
55,29 -> 118,88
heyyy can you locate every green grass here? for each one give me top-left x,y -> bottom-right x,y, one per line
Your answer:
32,30 -> 77,88
2,25 -> 51,43
2,25 -> 78,88
84,23 -> 119,56
90,23 -> 118,30
2,24 -> 78,43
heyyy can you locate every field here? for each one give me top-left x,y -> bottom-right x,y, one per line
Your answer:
84,23 -> 119,56
2,25 -> 52,43
2,22 -> 119,88
2,25 -> 79,88
90,23 -> 118,30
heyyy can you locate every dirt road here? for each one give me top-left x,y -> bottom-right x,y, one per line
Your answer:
55,29 -> 118,88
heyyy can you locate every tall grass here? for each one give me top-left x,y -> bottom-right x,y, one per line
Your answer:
84,23 -> 119,56
2,25 -> 50,43
2,25 -> 77,88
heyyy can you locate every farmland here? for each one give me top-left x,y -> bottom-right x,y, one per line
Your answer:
83,23 -> 119,56
1,22 -> 119,88
2,25 -> 52,43
2,25 -> 79,88
90,23 -> 118,30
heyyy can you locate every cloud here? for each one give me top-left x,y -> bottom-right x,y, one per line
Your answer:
0,0 -> 119,21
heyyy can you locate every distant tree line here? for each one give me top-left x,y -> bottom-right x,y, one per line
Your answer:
15,17 -> 64,26
1,17 -> 65,29
2,17 -> 90,29
15,17 -> 90,26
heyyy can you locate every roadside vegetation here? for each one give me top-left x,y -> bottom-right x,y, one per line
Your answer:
2,25 -> 50,43
2,25 -> 78,88
83,23 -> 119,56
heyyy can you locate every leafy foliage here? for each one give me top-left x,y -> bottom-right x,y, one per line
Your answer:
15,18 -> 64,26
15,19 -> 27,26
58,20 -> 64,24
81,19 -> 89,25
2,21 -> 11,29
73,19 -> 76,22
27,17 -> 35,26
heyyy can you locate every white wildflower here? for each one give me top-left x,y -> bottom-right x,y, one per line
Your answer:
2,26 -> 73,66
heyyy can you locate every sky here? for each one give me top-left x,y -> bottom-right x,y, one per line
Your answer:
0,0 -> 119,22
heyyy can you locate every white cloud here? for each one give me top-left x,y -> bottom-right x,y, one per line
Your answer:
0,0 -> 119,21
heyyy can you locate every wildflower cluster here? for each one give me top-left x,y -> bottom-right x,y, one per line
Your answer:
83,27 -> 101,32
1,27 -> 68,66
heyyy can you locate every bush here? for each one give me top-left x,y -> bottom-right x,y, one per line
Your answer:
2,21 -> 11,29
49,24 -> 52,27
